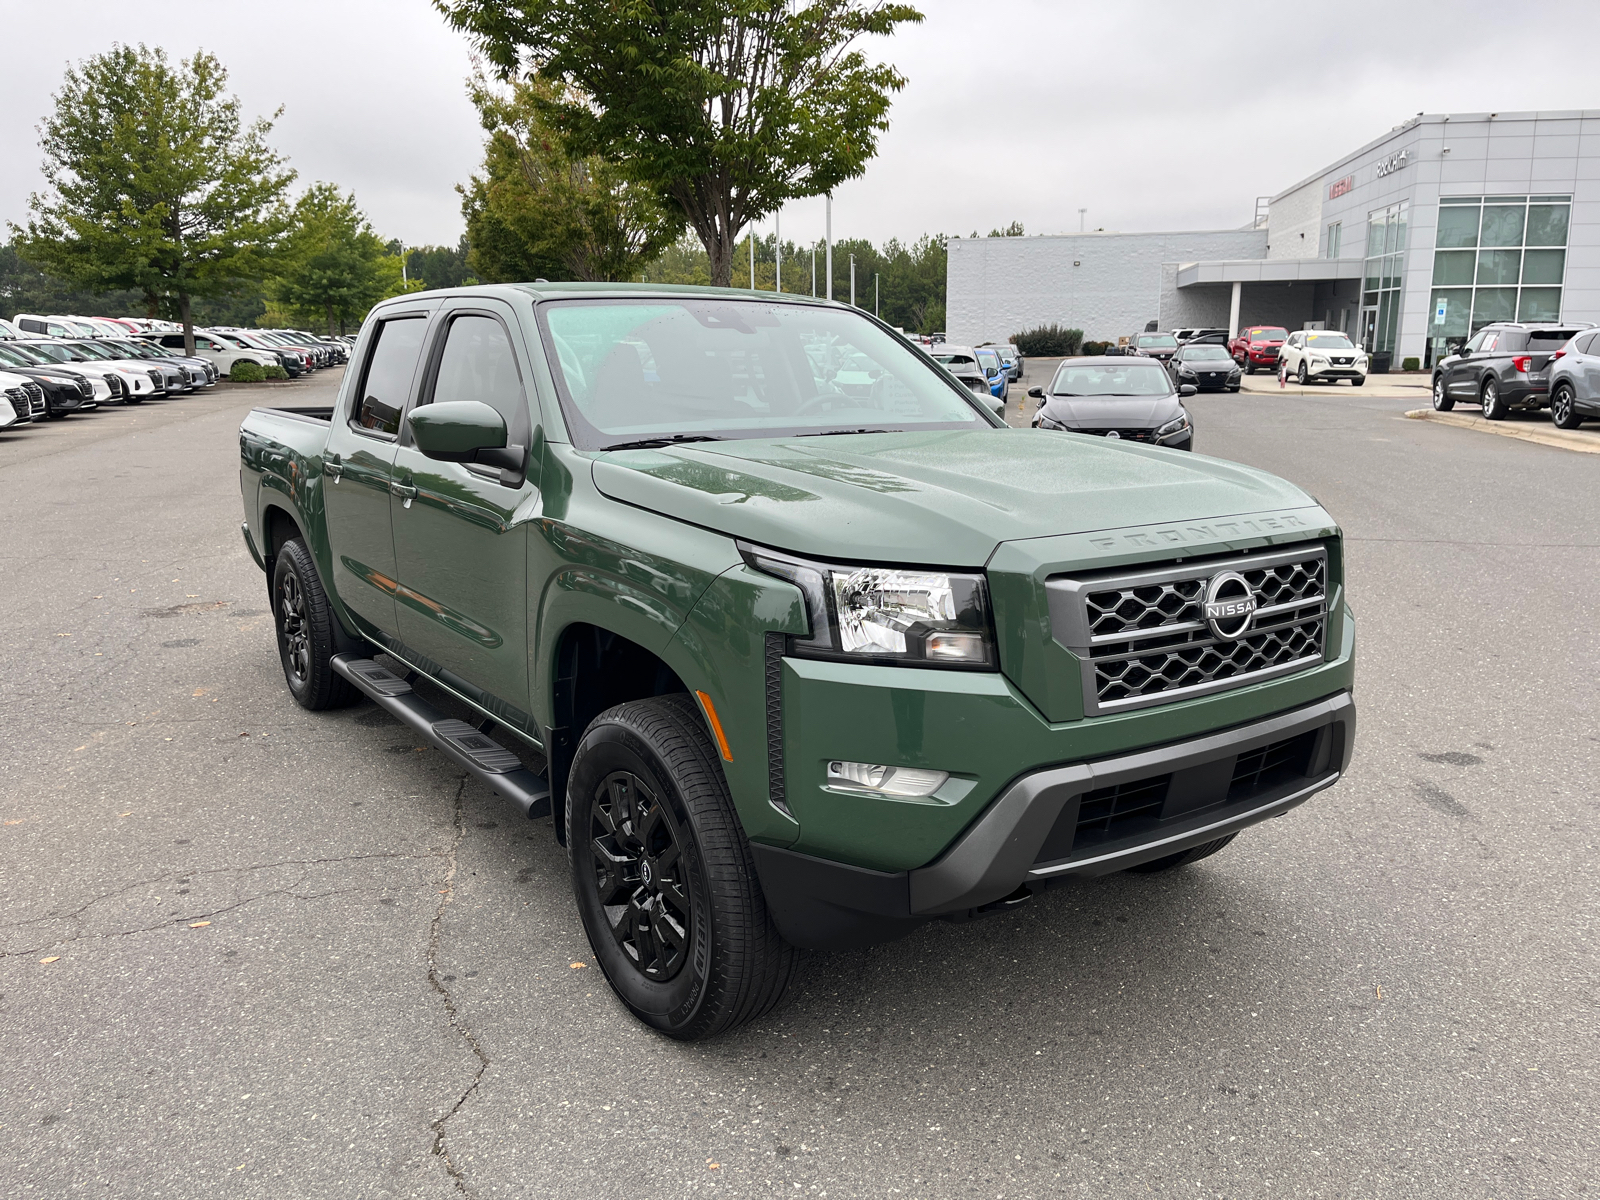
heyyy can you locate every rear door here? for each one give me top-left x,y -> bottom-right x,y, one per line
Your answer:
323,310 -> 432,638
389,300 -> 539,724
1577,331 -> 1600,406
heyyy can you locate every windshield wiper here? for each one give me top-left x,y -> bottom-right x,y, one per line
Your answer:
795,427 -> 903,437
601,434 -> 727,452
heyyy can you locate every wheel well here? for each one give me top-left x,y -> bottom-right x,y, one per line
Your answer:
548,624 -> 690,842
262,504 -> 302,576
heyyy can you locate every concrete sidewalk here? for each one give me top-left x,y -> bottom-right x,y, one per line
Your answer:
1404,407 -> 1600,454
1239,372 -> 1430,399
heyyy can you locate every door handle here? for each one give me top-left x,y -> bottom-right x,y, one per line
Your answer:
324,456 -> 343,480
390,481 -> 418,508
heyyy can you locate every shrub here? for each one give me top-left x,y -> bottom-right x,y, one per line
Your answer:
229,360 -> 265,383
1081,340 -> 1110,356
262,364 -> 289,380
1401,356 -> 1420,372
1012,324 -> 1084,357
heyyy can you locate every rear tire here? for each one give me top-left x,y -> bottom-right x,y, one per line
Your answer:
1481,377 -> 1505,420
1432,375 -> 1453,411
1551,383 -> 1584,429
1126,834 -> 1238,874
567,694 -> 800,1041
271,537 -> 361,711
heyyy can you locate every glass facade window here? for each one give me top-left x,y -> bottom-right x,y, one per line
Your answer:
1424,195 -> 1571,367
1326,221 -> 1341,259
1360,201 -> 1408,358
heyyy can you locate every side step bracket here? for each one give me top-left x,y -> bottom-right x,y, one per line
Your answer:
333,655 -> 551,819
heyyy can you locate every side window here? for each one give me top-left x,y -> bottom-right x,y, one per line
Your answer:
352,317 -> 427,436
1480,334 -> 1499,353
425,314 -> 530,448
1462,332 -> 1486,353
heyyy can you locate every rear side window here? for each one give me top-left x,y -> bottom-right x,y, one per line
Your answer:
353,317 -> 427,436
1527,330 -> 1577,350
425,314 -> 530,448
1575,331 -> 1600,355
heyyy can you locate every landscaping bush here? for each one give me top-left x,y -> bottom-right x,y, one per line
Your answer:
228,360 -> 265,383
1081,340 -> 1110,356
262,364 -> 289,380
1401,356 -> 1420,372
1012,324 -> 1083,357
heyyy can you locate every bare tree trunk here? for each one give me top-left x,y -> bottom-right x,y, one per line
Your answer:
179,292 -> 194,357
326,302 -> 335,337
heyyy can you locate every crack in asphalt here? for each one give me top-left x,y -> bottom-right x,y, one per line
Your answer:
427,776 -> 488,1198
0,851 -> 447,958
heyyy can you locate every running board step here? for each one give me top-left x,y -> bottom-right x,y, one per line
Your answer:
332,654 -> 551,818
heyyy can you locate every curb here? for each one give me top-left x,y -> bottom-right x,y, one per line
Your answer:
1403,409 -> 1600,455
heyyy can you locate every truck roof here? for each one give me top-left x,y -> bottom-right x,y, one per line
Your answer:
382,281 -> 844,307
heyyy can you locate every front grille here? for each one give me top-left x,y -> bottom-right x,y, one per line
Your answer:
23,382 -> 46,416
1084,427 -> 1157,443
147,369 -> 163,389
1074,775 -> 1172,844
75,377 -> 93,398
1048,544 -> 1329,715
4,387 -> 29,420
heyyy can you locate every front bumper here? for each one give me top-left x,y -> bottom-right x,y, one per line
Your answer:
754,691 -> 1354,949
1306,362 -> 1366,380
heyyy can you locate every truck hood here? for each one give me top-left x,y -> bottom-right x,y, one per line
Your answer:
590,428 -> 1314,566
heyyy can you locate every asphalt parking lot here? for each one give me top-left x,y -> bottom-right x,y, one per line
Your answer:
3,370 -> 1597,1198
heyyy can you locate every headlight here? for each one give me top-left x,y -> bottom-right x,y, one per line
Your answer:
743,545 -> 997,669
1310,355 -> 1328,363
1156,413 -> 1190,438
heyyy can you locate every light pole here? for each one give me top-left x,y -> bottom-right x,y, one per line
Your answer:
1078,208 -> 1087,233
775,209 -> 781,293
825,194 -> 833,302
874,272 -> 879,318
850,255 -> 856,308
750,230 -> 756,289
811,247 -> 816,297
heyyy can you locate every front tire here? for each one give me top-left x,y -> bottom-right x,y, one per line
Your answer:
1296,361 -> 1308,385
271,538 -> 360,710
1349,375 -> 1365,388
567,694 -> 799,1041
1432,375 -> 1453,411
1481,377 -> 1505,420
1551,383 -> 1584,429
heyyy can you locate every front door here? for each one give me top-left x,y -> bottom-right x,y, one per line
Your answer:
1358,308 -> 1377,355
323,312 -> 431,638
390,304 -> 539,727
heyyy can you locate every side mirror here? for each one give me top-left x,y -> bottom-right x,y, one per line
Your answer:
1179,384 -> 1197,397
408,400 -> 525,479
1455,344 -> 1469,358
1027,386 -> 1044,399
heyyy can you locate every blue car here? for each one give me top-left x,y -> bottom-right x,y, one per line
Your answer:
974,347 -> 1009,403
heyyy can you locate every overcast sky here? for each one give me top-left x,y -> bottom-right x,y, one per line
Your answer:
4,0 -> 1597,254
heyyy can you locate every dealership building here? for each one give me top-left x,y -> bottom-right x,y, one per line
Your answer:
948,110 -> 1600,368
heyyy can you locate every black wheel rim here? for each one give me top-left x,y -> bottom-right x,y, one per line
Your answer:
590,770 -> 693,982
278,572 -> 310,683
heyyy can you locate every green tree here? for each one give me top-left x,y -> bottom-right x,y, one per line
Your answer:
437,0 -> 922,287
405,237 -> 478,291
460,74 -> 681,283
266,184 -> 413,334
11,45 -> 294,354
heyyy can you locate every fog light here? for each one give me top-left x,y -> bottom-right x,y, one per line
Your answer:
925,631 -> 985,661
827,761 -> 949,797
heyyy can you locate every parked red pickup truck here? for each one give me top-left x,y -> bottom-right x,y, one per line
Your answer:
1229,326 -> 1288,375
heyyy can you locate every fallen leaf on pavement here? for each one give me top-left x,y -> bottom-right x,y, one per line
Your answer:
40,956 -> 60,964
570,962 -> 587,970
189,921 -> 211,928
3,819 -> 24,826
118,811 -> 133,817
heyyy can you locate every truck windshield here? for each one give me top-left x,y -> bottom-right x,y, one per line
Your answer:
1136,335 -> 1177,349
539,299 -> 993,449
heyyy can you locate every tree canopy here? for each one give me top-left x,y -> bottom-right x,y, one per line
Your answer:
437,0 -> 922,286
265,184 -> 414,335
11,44 -> 294,353
459,74 -> 680,283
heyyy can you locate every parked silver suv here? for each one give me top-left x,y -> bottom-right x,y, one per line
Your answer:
1547,328 -> 1600,429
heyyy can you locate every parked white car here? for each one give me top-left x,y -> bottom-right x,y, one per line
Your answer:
0,317 -> 24,340
13,314 -> 102,338
19,339 -> 158,401
146,330 -> 277,378
1276,330 -> 1369,386
1,370 -> 42,426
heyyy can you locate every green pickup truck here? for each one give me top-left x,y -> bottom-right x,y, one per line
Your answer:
239,284 -> 1355,1040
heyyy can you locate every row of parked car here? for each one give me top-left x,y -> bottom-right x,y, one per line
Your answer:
1429,320 -> 1600,428
0,314 -> 351,430
1127,326 -> 1371,389
920,340 -> 1023,414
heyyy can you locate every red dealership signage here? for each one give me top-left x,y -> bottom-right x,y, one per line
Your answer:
1328,176 -> 1353,200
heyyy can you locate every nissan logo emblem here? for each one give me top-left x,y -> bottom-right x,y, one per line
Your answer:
1202,571 -> 1257,640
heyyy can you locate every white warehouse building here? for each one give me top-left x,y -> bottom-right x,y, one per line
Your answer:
948,110 -> 1600,369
